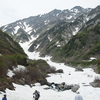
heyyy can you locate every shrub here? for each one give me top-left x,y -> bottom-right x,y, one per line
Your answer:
49,66 -> 56,73
97,65 -> 100,73
13,67 -> 27,79
0,56 -> 7,77
27,67 -> 41,80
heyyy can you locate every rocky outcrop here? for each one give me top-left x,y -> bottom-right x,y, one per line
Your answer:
75,67 -> 84,71
71,84 -> 80,92
90,82 -> 100,87
46,82 -> 80,92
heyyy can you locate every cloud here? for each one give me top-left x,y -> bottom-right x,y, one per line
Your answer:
0,0 -> 100,25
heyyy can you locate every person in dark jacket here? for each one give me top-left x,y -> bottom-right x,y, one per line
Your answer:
33,90 -> 40,100
2,95 -> 7,100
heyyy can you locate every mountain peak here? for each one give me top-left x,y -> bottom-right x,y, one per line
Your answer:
48,9 -> 61,14
71,6 -> 84,10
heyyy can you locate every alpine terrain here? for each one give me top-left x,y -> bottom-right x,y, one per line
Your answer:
0,5 -> 100,100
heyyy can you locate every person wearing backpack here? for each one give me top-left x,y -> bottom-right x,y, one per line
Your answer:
33,90 -> 40,100
74,92 -> 83,100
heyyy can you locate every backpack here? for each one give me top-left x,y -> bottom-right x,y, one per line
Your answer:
33,92 -> 40,99
37,93 -> 40,98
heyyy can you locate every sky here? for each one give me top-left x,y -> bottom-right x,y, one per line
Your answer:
0,41 -> 100,100
0,0 -> 100,25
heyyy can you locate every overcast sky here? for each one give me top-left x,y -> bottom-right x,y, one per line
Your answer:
0,0 -> 100,25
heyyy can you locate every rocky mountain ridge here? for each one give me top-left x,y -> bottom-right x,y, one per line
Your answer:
28,6 -> 100,57
1,6 -> 91,43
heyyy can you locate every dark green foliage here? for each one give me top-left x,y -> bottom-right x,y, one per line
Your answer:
27,59 -> 50,73
25,59 -> 56,81
97,65 -> 100,73
0,30 -> 27,56
21,59 -> 48,82
0,29 -> 57,85
0,56 -> 7,77
0,30 -> 27,80
0,54 -> 27,71
52,25 -> 100,69
87,42 -> 100,55
67,59 -> 99,68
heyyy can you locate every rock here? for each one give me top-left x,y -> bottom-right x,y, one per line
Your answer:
47,82 -> 80,92
71,84 -> 80,92
56,69 -> 63,73
64,84 -> 73,90
90,82 -> 100,87
75,67 -> 83,71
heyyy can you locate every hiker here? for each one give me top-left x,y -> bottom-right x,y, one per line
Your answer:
74,92 -> 83,100
2,95 -> 7,100
33,90 -> 40,100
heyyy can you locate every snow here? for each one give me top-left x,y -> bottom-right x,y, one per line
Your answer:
14,26 -> 20,34
90,57 -> 96,60
13,65 -> 27,72
14,22 -> 33,35
73,27 -> 79,35
7,65 -> 27,78
7,69 -> 15,78
57,45 -> 61,47
86,17 -> 89,21
56,41 -> 61,47
0,41 -> 100,100
48,36 -> 52,42
44,20 -> 49,25
34,29 -> 36,33
56,14 -> 59,17
67,16 -> 72,19
35,44 -> 40,49
23,22 -> 32,34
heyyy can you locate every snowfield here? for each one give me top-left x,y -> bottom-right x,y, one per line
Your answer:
0,42 -> 100,100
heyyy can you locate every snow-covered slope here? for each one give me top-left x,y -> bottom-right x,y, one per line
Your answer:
0,41 -> 100,100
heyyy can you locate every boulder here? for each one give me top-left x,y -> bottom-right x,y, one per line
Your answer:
90,82 -> 100,87
56,69 -> 63,73
64,84 -> 73,90
75,67 -> 83,71
71,84 -> 80,92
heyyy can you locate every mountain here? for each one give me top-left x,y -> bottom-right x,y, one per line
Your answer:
51,6 -> 100,69
1,6 -> 100,70
1,6 -> 91,43
27,6 -> 100,72
28,6 -> 100,54
52,25 -> 100,61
